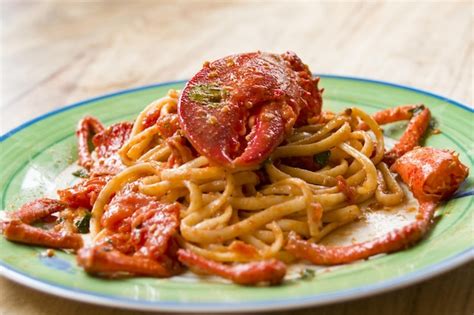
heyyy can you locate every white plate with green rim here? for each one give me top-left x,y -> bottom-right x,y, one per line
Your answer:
1,75 -> 473,313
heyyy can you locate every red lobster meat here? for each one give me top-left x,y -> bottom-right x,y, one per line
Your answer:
178,51 -> 323,166
2,199 -> 83,250
383,106 -> 431,165
392,147 -> 469,203
58,176 -> 110,210
76,117 -> 133,176
2,116 -> 132,250
58,118 -> 133,210
77,187 -> 182,277
177,249 -> 286,285
358,104 -> 418,131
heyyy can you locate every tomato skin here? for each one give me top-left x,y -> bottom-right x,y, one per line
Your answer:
179,51 -> 322,166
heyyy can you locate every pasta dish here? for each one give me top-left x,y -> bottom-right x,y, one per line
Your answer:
1,52 -> 469,285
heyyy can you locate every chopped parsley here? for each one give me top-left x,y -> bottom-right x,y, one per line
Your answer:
421,117 -> 439,144
313,151 -> 331,167
74,212 -> 91,234
408,104 -> 425,116
264,156 -> 274,165
189,83 -> 227,107
72,168 -> 89,178
299,268 -> 316,280
429,117 -> 439,130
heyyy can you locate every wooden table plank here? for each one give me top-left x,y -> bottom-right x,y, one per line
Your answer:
1,1 -> 472,314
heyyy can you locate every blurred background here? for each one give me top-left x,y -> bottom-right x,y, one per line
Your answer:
0,0 -> 472,134
0,1 -> 472,315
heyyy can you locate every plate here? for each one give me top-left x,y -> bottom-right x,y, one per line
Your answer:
1,76 -> 473,313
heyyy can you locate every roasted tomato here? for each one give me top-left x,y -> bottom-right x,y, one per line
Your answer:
178,51 -> 322,166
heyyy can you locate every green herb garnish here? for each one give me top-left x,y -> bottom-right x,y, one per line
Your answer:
189,83 -> 227,107
300,268 -> 316,280
313,151 -> 331,166
264,156 -> 274,165
429,117 -> 438,130
74,212 -> 91,234
419,117 -> 439,144
72,168 -> 89,178
408,104 -> 425,116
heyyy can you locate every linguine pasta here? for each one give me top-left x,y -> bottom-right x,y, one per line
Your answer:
89,89 -> 406,264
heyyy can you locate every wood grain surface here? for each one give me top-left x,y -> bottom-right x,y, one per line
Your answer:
0,1 -> 472,315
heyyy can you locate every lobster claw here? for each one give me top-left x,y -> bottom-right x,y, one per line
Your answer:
233,101 -> 290,166
178,51 -> 322,167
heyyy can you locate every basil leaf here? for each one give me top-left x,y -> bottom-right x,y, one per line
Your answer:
72,169 -> 89,178
74,212 -> 91,234
313,151 -> 331,166
408,104 -> 425,116
300,268 -> 316,280
189,83 -> 227,107
429,117 -> 438,130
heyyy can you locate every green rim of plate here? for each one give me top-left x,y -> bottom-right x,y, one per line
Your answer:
1,75 -> 473,313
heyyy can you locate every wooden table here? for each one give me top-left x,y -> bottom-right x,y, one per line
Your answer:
1,1 -> 472,314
